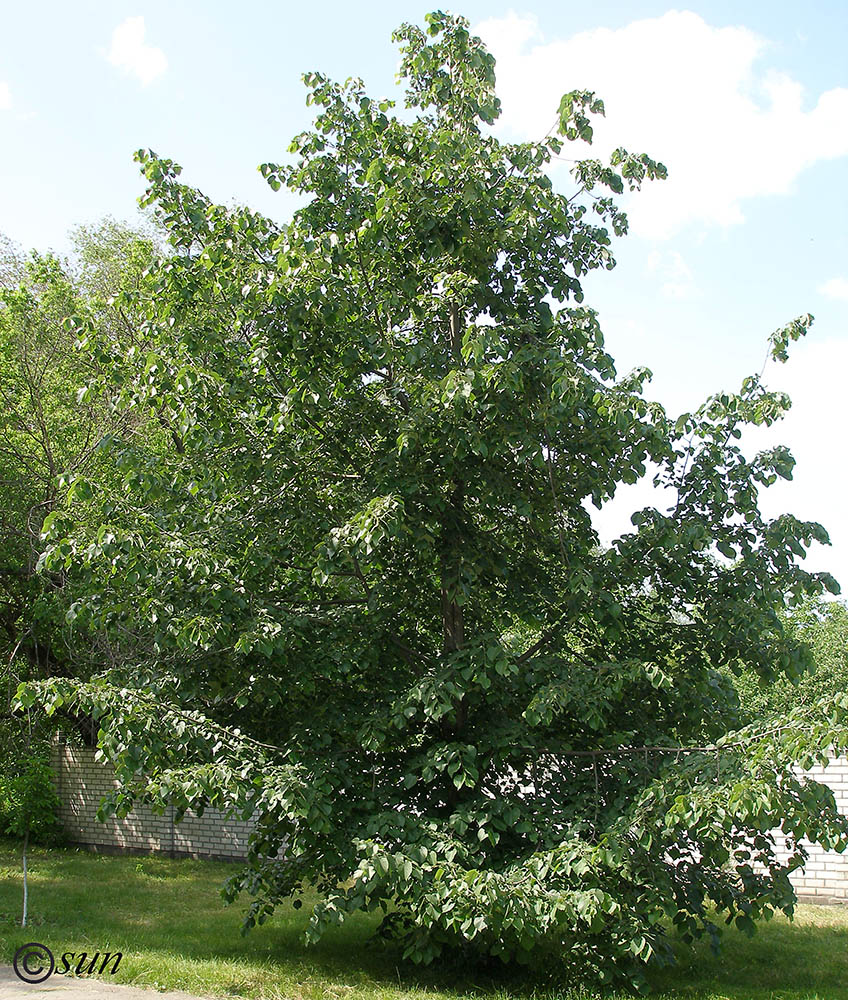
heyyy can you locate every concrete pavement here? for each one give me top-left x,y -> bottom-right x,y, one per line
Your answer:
0,967 -> 210,1000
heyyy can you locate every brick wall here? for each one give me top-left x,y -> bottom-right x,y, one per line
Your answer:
52,743 -> 848,898
770,756 -> 848,904
52,741 -> 254,861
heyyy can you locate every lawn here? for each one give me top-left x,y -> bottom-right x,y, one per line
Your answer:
1,839 -> 847,999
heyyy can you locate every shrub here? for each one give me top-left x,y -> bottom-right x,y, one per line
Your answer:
1,754 -> 63,845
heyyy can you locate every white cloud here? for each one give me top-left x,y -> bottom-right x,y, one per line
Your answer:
0,81 -> 11,110
647,250 -> 699,300
476,11 -> 848,239
107,16 -> 167,86
819,277 -> 848,301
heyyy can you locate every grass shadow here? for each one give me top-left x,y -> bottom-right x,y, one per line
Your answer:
3,841 -> 848,999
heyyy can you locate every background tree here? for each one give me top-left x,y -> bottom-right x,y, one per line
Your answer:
19,13 -> 848,987
734,596 -> 848,723
0,753 -> 62,926
0,224 -> 156,722
0,227 -> 147,932
0,222 -> 160,929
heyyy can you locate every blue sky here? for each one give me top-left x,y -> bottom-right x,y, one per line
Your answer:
1,2 -> 846,590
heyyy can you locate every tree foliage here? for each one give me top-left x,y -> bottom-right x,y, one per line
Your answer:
16,12 -> 847,987
0,222 -> 158,760
0,753 -> 62,844
734,597 -> 848,723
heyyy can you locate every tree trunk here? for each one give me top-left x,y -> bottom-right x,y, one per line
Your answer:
440,487 -> 465,657
442,304 -> 465,659
21,823 -> 29,927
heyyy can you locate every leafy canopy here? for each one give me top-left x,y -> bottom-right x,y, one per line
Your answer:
0,223 -> 156,754
18,11 -> 847,988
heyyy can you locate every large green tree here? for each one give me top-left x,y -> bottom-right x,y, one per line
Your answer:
21,13 -> 848,986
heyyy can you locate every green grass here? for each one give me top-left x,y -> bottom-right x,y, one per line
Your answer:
1,839 -> 847,999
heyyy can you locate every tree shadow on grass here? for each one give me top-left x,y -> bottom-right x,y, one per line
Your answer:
4,844 -> 848,999
0,845 -> 574,998
647,911 -> 848,1000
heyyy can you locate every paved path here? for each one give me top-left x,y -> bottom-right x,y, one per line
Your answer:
0,967 -> 210,1000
